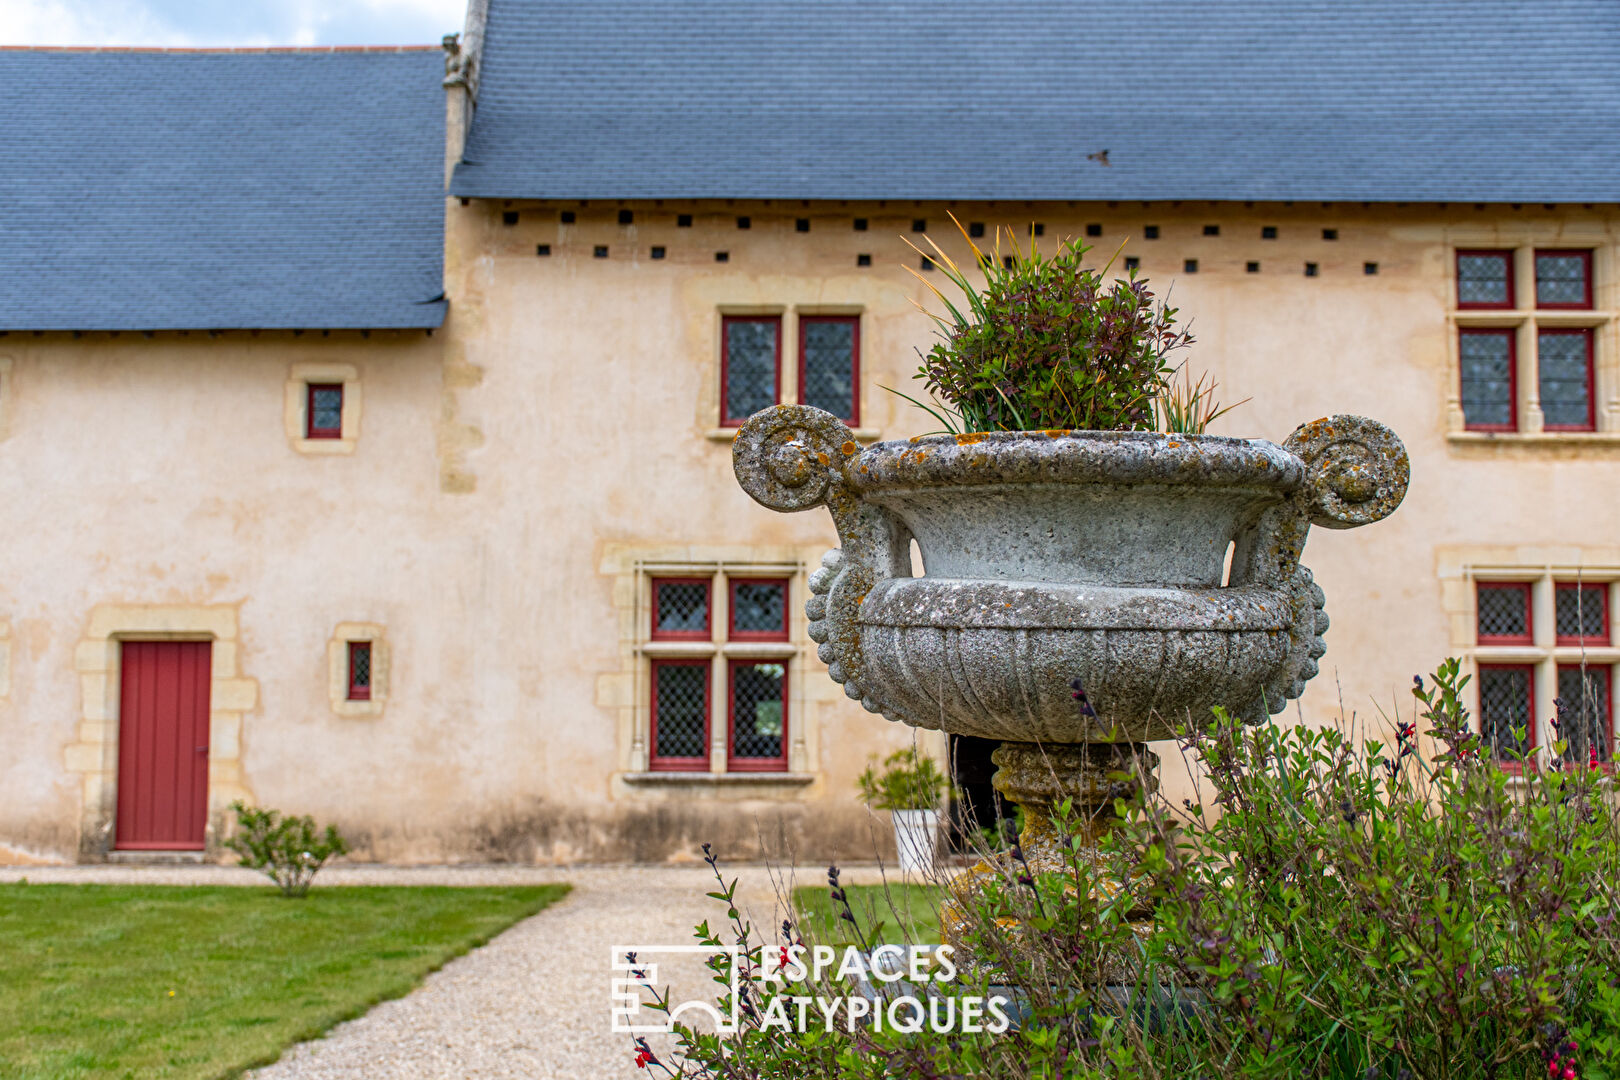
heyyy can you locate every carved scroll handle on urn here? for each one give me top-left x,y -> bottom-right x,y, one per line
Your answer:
732,405 -> 912,716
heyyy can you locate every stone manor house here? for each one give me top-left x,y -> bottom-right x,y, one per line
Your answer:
1,1 -> 1617,864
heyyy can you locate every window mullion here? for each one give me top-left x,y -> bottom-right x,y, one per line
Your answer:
710,571 -> 729,772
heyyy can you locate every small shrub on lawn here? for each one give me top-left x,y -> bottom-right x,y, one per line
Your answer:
223,800 -> 348,898
639,660 -> 1620,1079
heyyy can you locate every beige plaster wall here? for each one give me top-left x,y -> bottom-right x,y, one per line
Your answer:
1,198 -> 1616,864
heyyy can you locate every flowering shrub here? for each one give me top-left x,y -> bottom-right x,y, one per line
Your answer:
222,800 -> 348,898
639,661 -> 1620,1078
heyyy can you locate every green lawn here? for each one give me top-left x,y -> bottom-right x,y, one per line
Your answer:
793,883 -> 943,946
0,882 -> 569,1080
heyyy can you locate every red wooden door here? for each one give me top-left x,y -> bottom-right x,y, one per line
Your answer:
115,641 -> 211,850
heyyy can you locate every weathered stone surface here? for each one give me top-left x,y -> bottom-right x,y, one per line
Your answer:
734,405 -> 1409,739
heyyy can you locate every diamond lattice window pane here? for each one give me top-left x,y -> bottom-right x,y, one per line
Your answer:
1536,253 -> 1589,307
1558,666 -> 1611,763
1479,666 -> 1533,760
1459,330 -> 1513,428
656,582 -> 709,635
732,581 -> 785,636
802,320 -> 856,419
654,664 -> 708,760
1477,583 -> 1530,640
309,386 -> 343,433
724,319 -> 779,422
349,643 -> 371,688
1457,252 -> 1511,306
1538,331 -> 1592,428
1556,584 -> 1607,642
731,662 -> 785,761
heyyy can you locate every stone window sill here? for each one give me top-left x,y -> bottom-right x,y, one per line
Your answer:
641,641 -> 799,659
1448,432 -> 1620,446
706,427 -> 882,443
621,771 -> 815,786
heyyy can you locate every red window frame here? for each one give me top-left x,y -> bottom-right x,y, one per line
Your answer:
1534,248 -> 1593,310
719,315 -> 782,428
1476,581 -> 1533,645
797,315 -> 860,426
650,577 -> 712,641
726,658 -> 789,772
1478,662 -> 1536,772
306,382 -> 344,439
1458,328 -> 1517,433
729,577 -> 790,641
1555,582 -> 1610,646
347,641 -> 372,701
1538,327 -> 1596,432
1455,248 -> 1515,310
1557,663 -> 1613,770
649,658 -> 711,771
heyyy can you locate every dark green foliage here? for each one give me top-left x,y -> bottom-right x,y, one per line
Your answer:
222,800 -> 349,898
856,747 -> 951,811
904,218 -> 1193,433
653,661 -> 1620,1078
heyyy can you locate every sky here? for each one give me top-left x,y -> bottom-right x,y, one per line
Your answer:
0,0 -> 467,47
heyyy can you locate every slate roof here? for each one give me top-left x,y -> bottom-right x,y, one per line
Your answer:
1,48 -> 446,331
451,0 -> 1620,203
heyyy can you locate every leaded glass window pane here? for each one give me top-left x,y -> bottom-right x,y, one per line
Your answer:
1459,330 -> 1514,429
655,581 -> 709,636
308,384 -> 343,435
1479,666 -> 1533,761
1557,666 -> 1611,764
349,644 -> 371,688
1556,584 -> 1607,643
724,318 -> 779,423
802,319 -> 857,420
1477,583 -> 1530,641
1457,252 -> 1511,306
1536,252 -> 1589,307
730,662 -> 785,763
732,580 -> 786,637
1538,330 -> 1592,429
654,663 -> 708,761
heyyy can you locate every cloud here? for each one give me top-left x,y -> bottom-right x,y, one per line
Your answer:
0,0 -> 466,47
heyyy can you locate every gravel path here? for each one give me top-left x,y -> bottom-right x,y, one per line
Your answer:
3,862 -> 892,1078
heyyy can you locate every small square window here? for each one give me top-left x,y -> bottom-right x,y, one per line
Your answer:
618,210 -> 634,225
677,214 -> 693,227
1539,329 -> 1595,431
1535,249 -> 1592,309
1459,329 -> 1516,431
1032,224 -> 1045,236
560,211 -> 576,224
593,245 -> 609,258
1123,256 -> 1140,272
1322,228 -> 1338,241
1304,262 -> 1319,277
1246,261 -> 1260,273
1261,226 -> 1278,239
1183,259 -> 1198,273
536,244 -> 551,256
1202,224 -> 1219,236
306,383 -> 343,439
1477,582 -> 1532,643
1557,664 -> 1612,765
1478,664 -> 1535,763
796,218 -> 810,233
1364,262 -> 1378,275
853,218 -> 868,231
1085,223 -> 1102,237
715,251 -> 729,263
1556,583 -> 1608,645
728,659 -> 787,771
912,219 -> 927,233
1456,249 -> 1514,308
347,641 -> 372,701
1143,225 -> 1159,239
856,254 -> 872,267
651,246 -> 666,259
720,315 -> 780,425
737,216 -> 751,230
730,578 -> 789,640
651,660 -> 710,770
652,578 -> 711,639
502,211 -> 519,226
969,222 -> 985,238
920,255 -> 936,271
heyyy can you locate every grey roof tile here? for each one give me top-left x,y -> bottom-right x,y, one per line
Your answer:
1,48 -> 447,330
451,0 -> 1620,202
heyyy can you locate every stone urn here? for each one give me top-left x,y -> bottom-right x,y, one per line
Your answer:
733,405 -> 1408,863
